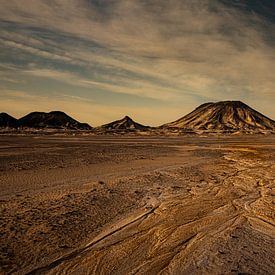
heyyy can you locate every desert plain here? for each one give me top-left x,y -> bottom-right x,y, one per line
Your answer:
0,135 -> 274,274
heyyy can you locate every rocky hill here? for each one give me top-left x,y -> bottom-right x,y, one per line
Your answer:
0,113 -> 19,128
162,101 -> 275,132
18,111 -> 92,130
99,116 -> 150,131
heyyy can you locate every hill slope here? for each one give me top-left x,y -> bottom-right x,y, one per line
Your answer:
162,101 -> 275,131
18,111 -> 92,130
0,113 -> 19,128
99,116 -> 149,131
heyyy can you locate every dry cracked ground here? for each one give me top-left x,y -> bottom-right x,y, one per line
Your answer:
0,135 -> 274,274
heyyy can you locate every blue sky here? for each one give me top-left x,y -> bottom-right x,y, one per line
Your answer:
0,0 -> 275,126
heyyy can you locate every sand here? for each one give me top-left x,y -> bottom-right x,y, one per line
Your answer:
0,135 -> 274,274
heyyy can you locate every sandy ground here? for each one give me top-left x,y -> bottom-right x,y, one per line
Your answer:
0,135 -> 274,274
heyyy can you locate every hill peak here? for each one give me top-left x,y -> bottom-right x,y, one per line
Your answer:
0,112 -> 18,128
163,101 -> 275,132
49,111 -> 67,115
195,101 -> 246,109
121,115 -> 134,121
99,116 -> 149,131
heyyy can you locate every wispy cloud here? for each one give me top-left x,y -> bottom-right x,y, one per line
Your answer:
0,37 -> 81,65
19,68 -> 186,101
0,0 -> 275,123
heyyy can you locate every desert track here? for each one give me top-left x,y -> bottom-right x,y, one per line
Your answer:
0,136 -> 274,274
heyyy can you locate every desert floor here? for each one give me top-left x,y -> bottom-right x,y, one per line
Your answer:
0,135 -> 274,274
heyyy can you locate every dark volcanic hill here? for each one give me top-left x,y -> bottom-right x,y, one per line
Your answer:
0,113 -> 19,128
18,111 -> 92,130
99,116 -> 149,131
162,101 -> 275,131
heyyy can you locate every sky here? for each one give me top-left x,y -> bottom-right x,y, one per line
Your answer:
0,0 -> 275,126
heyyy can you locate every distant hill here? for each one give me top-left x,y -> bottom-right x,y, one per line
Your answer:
18,111 -> 92,130
99,116 -> 150,131
0,113 -> 19,128
162,101 -> 275,132
2,102 -> 275,133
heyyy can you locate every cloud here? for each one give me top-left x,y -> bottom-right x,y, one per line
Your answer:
0,0 -> 275,121
0,90 -> 41,99
0,37 -> 81,65
19,68 -> 185,101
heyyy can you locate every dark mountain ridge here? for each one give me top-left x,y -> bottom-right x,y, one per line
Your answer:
0,112 -> 19,128
0,111 -> 92,130
18,111 -> 92,130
